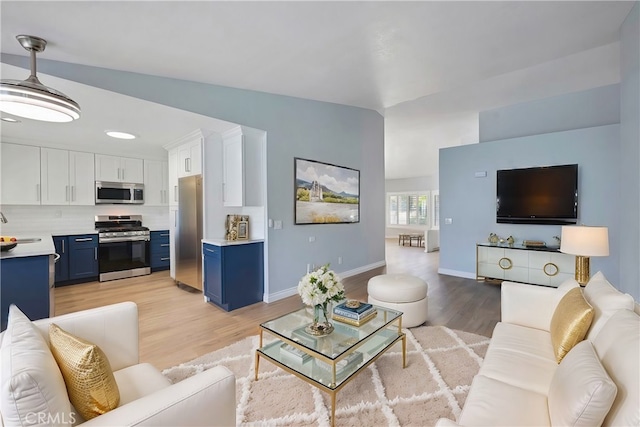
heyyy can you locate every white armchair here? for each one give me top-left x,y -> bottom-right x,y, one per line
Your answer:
0,302 -> 235,426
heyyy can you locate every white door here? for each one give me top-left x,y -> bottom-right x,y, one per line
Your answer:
40,147 -> 70,205
122,157 -> 144,183
95,154 -> 121,182
223,135 -> 244,207
168,149 -> 179,206
70,151 -> 95,205
144,159 -> 168,206
1,143 -> 41,205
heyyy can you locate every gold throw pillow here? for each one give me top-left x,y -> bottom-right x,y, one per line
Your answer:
550,287 -> 594,363
49,324 -> 120,420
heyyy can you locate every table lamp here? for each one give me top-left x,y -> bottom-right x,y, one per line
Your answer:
560,225 -> 609,285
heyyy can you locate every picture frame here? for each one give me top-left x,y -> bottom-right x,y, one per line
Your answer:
294,157 -> 360,225
226,214 -> 249,241
237,220 -> 249,240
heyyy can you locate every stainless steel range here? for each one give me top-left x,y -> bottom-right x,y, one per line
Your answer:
95,215 -> 150,282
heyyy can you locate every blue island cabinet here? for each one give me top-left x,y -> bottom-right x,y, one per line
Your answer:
203,242 -> 264,311
1,255 -> 50,331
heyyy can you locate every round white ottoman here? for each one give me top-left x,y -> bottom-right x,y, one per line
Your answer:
367,274 -> 428,328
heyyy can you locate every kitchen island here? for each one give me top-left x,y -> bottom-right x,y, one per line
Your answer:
0,234 -> 56,331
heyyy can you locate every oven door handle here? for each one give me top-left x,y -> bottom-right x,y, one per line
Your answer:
99,236 -> 150,243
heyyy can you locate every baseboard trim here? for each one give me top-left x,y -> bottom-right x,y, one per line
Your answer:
264,260 -> 387,303
438,268 -> 476,279
339,260 -> 386,278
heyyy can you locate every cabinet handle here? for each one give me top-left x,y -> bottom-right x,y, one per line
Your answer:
205,248 -> 216,253
94,247 -> 97,260
160,233 -> 169,237
61,239 -> 65,253
66,185 -> 69,201
174,185 -> 178,202
543,262 -> 559,277
498,257 -> 513,270
160,244 -> 169,247
75,237 -> 93,242
184,158 -> 188,172
160,257 -> 170,261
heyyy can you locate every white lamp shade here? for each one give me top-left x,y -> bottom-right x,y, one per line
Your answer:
560,225 -> 609,256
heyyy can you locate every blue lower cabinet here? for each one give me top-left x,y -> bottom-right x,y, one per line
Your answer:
68,234 -> 99,280
150,230 -> 170,271
53,236 -> 69,283
1,255 -> 50,331
203,242 -> 264,311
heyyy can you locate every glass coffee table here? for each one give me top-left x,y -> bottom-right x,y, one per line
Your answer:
255,305 -> 405,426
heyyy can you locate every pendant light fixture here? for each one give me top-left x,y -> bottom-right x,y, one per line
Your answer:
0,35 -> 80,122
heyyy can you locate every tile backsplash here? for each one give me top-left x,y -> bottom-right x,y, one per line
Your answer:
0,205 -> 170,236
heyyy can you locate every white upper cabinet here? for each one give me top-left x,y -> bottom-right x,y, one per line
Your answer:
144,159 -> 169,206
41,148 -> 95,206
95,154 -> 144,183
69,151 -> 96,205
1,143 -> 41,205
222,133 -> 244,207
40,148 -> 69,205
220,126 -> 265,207
168,149 -> 179,207
177,138 -> 202,178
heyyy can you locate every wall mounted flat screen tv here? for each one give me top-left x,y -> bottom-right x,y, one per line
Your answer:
496,164 -> 578,225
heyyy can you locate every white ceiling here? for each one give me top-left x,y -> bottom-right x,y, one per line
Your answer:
0,1 -> 634,178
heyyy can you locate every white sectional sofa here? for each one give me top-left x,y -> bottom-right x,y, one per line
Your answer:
437,271 -> 639,427
0,302 -> 235,426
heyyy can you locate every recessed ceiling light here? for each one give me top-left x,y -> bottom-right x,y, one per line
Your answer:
106,131 -> 136,140
1,117 -> 21,123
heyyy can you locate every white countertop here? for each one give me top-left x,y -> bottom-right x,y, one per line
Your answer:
0,234 -> 56,259
202,238 -> 264,246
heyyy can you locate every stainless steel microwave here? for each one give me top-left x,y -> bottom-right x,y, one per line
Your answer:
95,181 -> 144,204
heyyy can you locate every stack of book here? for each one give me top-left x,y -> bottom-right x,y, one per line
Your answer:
280,343 -> 312,364
332,301 -> 377,326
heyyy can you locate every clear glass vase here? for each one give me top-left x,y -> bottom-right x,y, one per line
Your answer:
305,303 -> 334,336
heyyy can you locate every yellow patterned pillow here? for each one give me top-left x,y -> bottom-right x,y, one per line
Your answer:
550,287 -> 594,363
49,324 -> 120,420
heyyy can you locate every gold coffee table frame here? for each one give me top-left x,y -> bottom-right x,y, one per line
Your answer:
255,305 -> 406,427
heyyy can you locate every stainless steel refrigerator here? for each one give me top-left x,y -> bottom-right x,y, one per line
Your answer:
176,175 -> 203,290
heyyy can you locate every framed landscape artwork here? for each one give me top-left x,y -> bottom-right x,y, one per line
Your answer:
294,157 -> 360,225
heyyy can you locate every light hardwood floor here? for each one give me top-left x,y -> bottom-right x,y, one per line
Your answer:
54,239 -> 500,370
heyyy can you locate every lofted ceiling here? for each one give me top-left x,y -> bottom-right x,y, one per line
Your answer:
0,1 -> 634,179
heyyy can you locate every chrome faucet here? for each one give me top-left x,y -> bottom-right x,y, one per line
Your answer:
0,212 -> 7,223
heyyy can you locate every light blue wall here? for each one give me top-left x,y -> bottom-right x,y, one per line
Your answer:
620,2 -> 640,299
479,84 -> 620,142
439,124 -> 621,286
0,54 -> 386,298
440,125 -> 620,283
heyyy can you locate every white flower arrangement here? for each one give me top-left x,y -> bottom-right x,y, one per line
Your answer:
297,264 -> 345,307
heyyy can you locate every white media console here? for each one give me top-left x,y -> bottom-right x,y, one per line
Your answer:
476,243 -> 575,287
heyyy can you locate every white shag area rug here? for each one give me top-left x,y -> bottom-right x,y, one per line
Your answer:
162,326 -> 490,426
